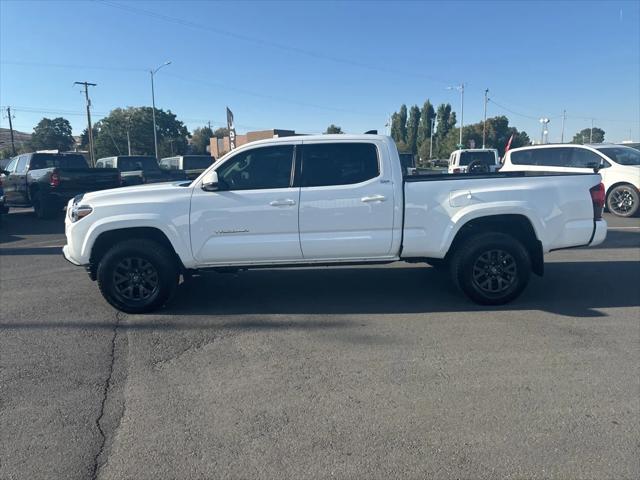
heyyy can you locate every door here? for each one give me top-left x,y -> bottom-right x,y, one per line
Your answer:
5,155 -> 29,205
298,141 -> 395,259
190,143 -> 303,264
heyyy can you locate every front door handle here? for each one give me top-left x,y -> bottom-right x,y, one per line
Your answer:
361,195 -> 386,203
270,199 -> 296,207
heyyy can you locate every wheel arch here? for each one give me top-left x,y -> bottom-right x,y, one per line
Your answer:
446,214 -> 544,276
88,227 -> 185,280
606,181 -> 639,197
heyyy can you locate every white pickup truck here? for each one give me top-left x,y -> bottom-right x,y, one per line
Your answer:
63,135 -> 607,313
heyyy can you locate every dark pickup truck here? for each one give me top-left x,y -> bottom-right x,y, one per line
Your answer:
1,152 -> 121,218
96,155 -> 185,186
159,155 -> 215,180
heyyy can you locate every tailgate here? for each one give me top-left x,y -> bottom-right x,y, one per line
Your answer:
57,168 -> 120,192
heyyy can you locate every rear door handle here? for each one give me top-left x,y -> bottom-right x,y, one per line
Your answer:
361,195 -> 386,203
269,199 -> 296,207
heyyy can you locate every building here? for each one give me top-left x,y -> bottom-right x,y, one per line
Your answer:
209,129 -> 298,158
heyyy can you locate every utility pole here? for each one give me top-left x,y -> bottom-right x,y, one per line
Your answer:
560,109 -> 566,143
74,81 -> 97,166
590,118 -> 594,143
150,61 -> 172,159
5,106 -> 16,156
207,121 -> 212,130
482,88 -> 489,149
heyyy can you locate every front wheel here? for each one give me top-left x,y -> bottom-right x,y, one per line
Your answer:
450,232 -> 531,305
97,239 -> 179,313
607,184 -> 639,217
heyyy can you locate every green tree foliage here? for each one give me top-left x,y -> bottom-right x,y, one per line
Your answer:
417,100 -> 436,161
30,117 -> 74,151
391,104 -> 408,150
325,124 -> 343,134
434,104 -> 457,157
572,127 -> 605,144
191,126 -> 214,154
79,127 -> 98,150
213,127 -> 229,138
439,116 -> 530,158
406,105 -> 421,154
93,107 -> 189,158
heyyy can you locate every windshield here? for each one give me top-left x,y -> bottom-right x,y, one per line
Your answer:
595,147 -> 640,166
459,151 -> 497,166
118,156 -> 160,171
183,156 -> 213,170
30,153 -> 88,169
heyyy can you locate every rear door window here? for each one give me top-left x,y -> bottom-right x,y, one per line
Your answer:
570,149 -> 603,168
301,143 -> 379,187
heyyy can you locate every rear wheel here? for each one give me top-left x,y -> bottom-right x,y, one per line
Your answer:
97,239 -> 179,313
33,193 -> 55,219
606,184 -> 639,217
450,232 -> 531,305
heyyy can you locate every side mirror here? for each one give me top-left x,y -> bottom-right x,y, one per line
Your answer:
201,170 -> 219,191
0,170 -> 8,176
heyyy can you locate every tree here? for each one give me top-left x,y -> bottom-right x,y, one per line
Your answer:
191,126 -> 214,154
391,104 -> 408,149
213,127 -> 228,138
417,100 -> 435,161
434,104 -> 456,157
572,127 -> 605,144
406,105 -> 421,154
438,115 -> 530,158
324,124 -> 343,134
30,117 -> 74,151
93,107 -> 189,158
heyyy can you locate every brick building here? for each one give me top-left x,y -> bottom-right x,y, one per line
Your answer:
209,129 -> 298,158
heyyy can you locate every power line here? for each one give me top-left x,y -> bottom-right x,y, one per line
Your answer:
1,60 -> 146,72
98,0 -> 454,85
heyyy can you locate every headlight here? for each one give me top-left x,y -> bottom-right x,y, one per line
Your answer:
71,204 -> 93,222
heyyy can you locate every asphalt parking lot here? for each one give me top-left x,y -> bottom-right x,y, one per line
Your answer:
1,209 -> 638,480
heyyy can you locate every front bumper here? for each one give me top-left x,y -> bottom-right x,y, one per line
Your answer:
590,219 -> 607,247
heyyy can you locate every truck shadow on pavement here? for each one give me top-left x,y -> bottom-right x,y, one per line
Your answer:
0,261 -> 637,332
161,260 -> 639,319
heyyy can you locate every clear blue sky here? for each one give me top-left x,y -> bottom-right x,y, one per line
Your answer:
1,0 -> 639,143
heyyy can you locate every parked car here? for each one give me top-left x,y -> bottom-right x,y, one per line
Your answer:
96,155 -> 183,187
159,155 -> 215,180
0,152 -> 121,218
500,144 -> 640,217
0,173 -> 8,220
63,134 -> 607,313
448,149 -> 500,173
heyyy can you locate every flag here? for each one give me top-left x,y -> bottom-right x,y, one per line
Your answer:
226,107 -> 236,150
504,133 -> 514,153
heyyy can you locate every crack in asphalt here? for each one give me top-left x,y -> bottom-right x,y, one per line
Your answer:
90,310 -> 123,480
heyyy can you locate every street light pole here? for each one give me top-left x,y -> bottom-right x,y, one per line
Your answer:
539,117 -> 550,144
447,83 -> 465,147
150,61 -> 171,159
429,116 -> 436,159
560,109 -> 566,143
482,88 -> 489,149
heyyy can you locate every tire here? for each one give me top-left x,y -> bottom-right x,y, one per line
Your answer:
467,160 -> 489,174
32,192 -> 54,219
606,184 -> 639,217
97,239 -> 179,314
449,232 -> 531,305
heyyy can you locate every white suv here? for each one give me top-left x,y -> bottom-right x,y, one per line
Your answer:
448,149 -> 500,174
501,144 -> 640,217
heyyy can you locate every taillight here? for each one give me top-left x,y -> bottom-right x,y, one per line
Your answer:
590,183 -> 605,220
50,171 -> 60,187
453,168 -> 461,174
